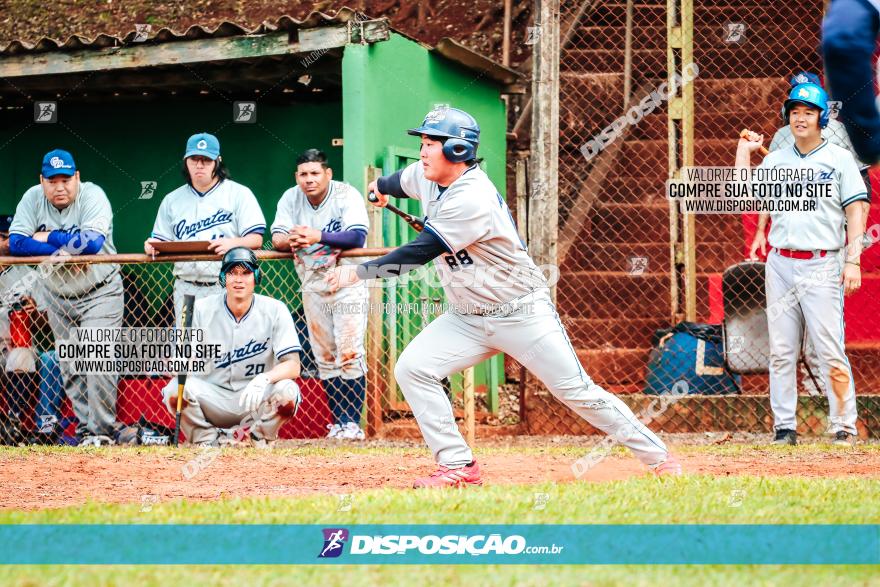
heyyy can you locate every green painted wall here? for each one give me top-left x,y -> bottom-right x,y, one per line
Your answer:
342,32 -> 507,196
342,34 -> 508,411
0,99 -> 343,253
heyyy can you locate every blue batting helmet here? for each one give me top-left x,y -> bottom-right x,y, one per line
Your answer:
219,247 -> 261,286
407,107 -> 480,163
782,83 -> 830,128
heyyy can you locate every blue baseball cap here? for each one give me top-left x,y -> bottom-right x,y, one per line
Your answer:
184,133 -> 220,160
41,149 -> 76,178
0,214 -> 12,233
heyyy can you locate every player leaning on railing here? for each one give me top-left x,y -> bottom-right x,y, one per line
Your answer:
7,149 -> 124,446
144,133 -> 265,325
271,149 -> 370,441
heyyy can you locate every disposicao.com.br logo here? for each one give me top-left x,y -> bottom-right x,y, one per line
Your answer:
318,528 -> 564,558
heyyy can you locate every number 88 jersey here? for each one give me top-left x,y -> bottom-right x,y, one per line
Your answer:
399,162 -> 548,309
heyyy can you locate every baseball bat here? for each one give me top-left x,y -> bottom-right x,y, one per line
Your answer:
739,128 -> 769,156
173,294 -> 196,447
368,192 -> 424,232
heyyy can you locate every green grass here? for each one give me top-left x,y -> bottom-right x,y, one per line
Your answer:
1,564 -> 879,587
2,475 -> 879,525
2,444 -> 879,584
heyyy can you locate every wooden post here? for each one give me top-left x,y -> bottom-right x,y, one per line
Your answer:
463,367 -> 475,446
529,0 -> 560,301
364,165 -> 385,437
515,157 -> 529,244
623,0 -> 634,109
503,0 -> 512,67
667,0 -> 695,322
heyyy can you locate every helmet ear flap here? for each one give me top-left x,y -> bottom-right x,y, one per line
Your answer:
442,138 -> 476,163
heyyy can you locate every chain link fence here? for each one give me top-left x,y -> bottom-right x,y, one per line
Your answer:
0,250 -> 510,445
528,0 -> 880,438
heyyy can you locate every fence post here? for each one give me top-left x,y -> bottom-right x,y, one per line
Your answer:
667,0 -> 696,321
529,0 -> 560,302
364,165 -> 385,438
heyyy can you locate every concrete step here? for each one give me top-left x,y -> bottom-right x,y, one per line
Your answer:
569,203 -> 742,244
521,393 -> 879,437
577,347 -> 650,385
560,240 -> 743,274
568,344 -> 880,389
581,3 -> 821,28
560,76 -> 786,141
564,317 -> 670,349
560,138 -> 757,184
571,25 -> 816,52
562,47 -> 820,79
557,271 -> 671,319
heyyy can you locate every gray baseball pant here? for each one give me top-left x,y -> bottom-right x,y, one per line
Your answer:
161,376 -> 300,445
394,289 -> 669,468
47,274 -> 124,436
765,250 -> 858,435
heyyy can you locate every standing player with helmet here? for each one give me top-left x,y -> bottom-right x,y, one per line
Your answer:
8,149 -> 124,445
741,82 -> 866,446
765,72 -> 871,398
161,247 -> 302,445
822,0 -> 880,164
144,133 -> 266,324
327,107 -> 681,487
271,149 -> 370,441
768,72 -> 871,224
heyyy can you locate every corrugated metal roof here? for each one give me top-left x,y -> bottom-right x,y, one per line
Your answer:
0,7 -> 521,88
0,8 -> 359,56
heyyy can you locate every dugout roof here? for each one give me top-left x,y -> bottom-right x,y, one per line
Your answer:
0,9 -> 522,102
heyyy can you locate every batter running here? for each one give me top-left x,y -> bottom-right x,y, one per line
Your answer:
327,107 -> 681,487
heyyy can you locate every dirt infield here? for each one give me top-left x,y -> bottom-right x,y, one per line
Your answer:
2,436 -> 879,511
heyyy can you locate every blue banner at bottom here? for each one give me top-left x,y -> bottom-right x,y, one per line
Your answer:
1,525 -> 877,565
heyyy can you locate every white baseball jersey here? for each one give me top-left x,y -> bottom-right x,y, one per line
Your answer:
9,182 -> 119,296
151,179 -> 266,282
271,180 -> 369,272
758,140 -> 868,250
194,293 -> 301,393
770,119 -> 869,170
398,162 -> 547,309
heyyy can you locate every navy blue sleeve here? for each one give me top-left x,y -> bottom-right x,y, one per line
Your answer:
823,0 -> 880,163
68,230 -> 106,255
376,171 -> 407,198
9,233 -> 59,256
355,229 -> 447,279
320,229 -> 367,250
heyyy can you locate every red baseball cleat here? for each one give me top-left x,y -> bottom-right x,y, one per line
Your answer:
653,455 -> 683,477
413,461 -> 483,488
